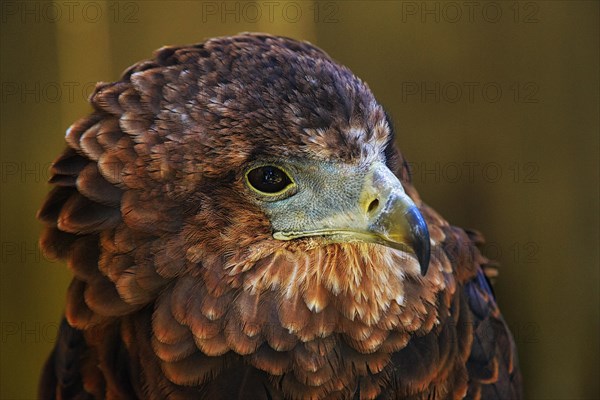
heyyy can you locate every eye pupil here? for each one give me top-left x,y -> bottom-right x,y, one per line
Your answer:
263,167 -> 282,185
247,166 -> 293,194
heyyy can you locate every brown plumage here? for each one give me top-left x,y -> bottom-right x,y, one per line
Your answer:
38,33 -> 522,399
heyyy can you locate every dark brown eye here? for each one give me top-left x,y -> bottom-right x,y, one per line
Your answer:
246,165 -> 293,194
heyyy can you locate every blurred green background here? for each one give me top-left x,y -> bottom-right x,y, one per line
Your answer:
1,1 -> 598,398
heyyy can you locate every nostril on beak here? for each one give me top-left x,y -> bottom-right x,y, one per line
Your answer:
367,198 -> 380,216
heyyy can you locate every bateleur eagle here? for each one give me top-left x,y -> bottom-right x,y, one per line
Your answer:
38,33 -> 522,399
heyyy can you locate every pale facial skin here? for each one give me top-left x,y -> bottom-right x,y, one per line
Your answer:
243,158 -> 431,275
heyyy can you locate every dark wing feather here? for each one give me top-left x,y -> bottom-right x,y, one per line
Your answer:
465,270 -> 523,399
39,319 -> 93,400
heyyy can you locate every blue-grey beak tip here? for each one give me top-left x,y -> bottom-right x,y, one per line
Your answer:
406,207 -> 431,276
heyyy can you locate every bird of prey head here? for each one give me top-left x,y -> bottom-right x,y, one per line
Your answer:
38,33 -> 521,399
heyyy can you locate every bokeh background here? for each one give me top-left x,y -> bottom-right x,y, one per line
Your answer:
1,1 -> 598,398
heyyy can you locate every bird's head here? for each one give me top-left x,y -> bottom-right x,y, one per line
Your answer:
159,34 -> 430,276
123,33 -> 447,327
55,33 -> 448,338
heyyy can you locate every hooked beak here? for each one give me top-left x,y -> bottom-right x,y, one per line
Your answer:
366,188 -> 431,276
273,163 -> 431,276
